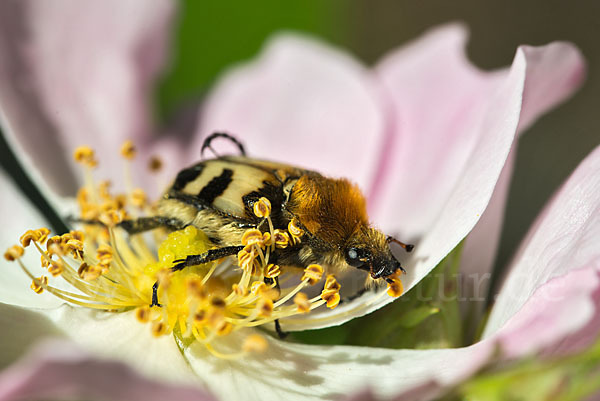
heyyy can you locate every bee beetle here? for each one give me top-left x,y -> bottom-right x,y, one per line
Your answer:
116,133 -> 413,307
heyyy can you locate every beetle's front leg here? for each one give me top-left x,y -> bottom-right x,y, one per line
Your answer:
150,245 -> 245,308
172,245 -> 245,271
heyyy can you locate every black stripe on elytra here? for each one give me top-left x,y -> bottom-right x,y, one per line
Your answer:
198,168 -> 234,205
172,163 -> 204,191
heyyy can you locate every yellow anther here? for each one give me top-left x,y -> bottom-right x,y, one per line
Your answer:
77,187 -> 89,205
321,290 -> 340,309
288,218 -> 304,244
237,247 -> 260,275
48,260 -> 64,277
120,140 -> 136,160
216,322 -> 233,336
151,321 -> 167,337
46,236 -> 64,256
302,264 -> 324,285
273,229 -> 290,249
253,197 -> 271,218
77,263 -> 102,281
387,278 -> 404,298
99,209 -> 125,226
19,230 -> 37,247
4,245 -> 24,261
66,239 -> 84,252
294,292 -> 311,314
70,230 -> 85,242
262,231 -> 272,247
148,156 -> 163,172
321,275 -> 341,309
193,310 -> 206,323
187,278 -> 207,300
98,180 -> 112,200
40,253 -> 50,268
250,281 -> 268,295
258,298 -> 274,317
210,297 -> 226,309
241,229 -> 264,247
135,306 -> 151,323
131,188 -> 147,208
73,146 -> 97,168
323,274 -> 341,292
232,283 -> 248,297
206,308 -> 225,328
242,334 -> 268,353
96,244 -> 113,266
264,264 -> 281,279
34,228 -> 50,244
30,276 -> 48,294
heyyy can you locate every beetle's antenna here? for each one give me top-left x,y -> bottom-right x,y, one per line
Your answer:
386,236 -> 414,252
200,132 -> 246,159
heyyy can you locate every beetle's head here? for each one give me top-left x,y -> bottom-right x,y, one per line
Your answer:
343,228 -> 411,280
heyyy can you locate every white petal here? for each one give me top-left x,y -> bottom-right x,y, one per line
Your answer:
0,169 -> 63,309
0,303 -> 196,386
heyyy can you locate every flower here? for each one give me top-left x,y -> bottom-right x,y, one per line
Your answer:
0,1 -> 591,400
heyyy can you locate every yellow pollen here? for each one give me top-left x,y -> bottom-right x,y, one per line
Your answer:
302,264 -> 324,285
273,229 -> 290,248
242,334 -> 268,353
253,197 -> 271,218
48,260 -> 64,277
387,278 -> 404,297
294,293 -> 311,313
77,263 -> 102,281
30,276 -> 48,294
151,321 -> 167,337
73,146 -> 97,168
258,298 -> 274,317
264,264 -> 281,279
136,306 -> 152,323
4,245 -> 24,261
148,156 -> 163,172
241,229 -> 264,246
131,188 -> 147,208
288,218 -> 304,244
120,140 -> 137,160
320,275 -> 341,309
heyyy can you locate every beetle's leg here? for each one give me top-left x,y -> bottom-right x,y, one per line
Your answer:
201,132 -> 246,158
172,246 -> 244,271
386,236 -> 414,252
150,282 -> 161,307
151,245 -> 244,307
275,319 -> 288,339
267,276 -> 288,339
69,216 -> 185,235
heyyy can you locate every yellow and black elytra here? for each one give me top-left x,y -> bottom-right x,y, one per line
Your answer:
114,133 -> 413,311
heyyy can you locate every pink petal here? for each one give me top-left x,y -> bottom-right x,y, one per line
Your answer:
495,266 -> 600,358
0,340 -> 216,401
485,144 -> 600,337
0,0 -> 174,196
371,24 -> 504,237
193,34 -> 387,191
460,41 -> 585,294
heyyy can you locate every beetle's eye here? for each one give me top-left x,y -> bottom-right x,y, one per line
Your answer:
345,247 -> 367,268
